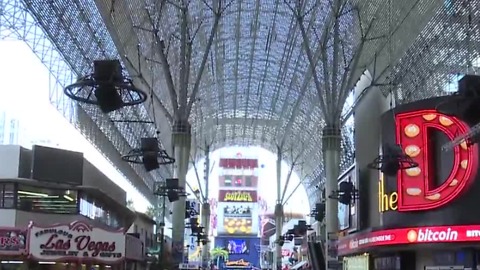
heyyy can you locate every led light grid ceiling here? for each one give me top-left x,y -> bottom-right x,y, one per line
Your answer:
4,0 -> 460,205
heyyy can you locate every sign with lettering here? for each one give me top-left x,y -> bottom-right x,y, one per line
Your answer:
0,228 -> 27,255
179,263 -> 200,269
28,221 -> 125,262
337,224 -> 480,256
379,109 -> 478,212
218,190 -> 257,202
225,259 -> 251,267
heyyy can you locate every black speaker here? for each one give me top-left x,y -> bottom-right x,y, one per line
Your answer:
314,203 -> 325,222
458,75 -> 480,125
94,84 -> 123,113
167,190 -> 179,202
93,60 -> 122,81
166,178 -> 179,189
141,138 -> 160,172
93,60 -> 124,113
190,217 -> 198,226
458,75 -> 480,97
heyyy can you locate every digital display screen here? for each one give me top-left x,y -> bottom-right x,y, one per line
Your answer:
223,217 -> 253,235
225,239 -> 249,254
224,204 -> 252,217
338,203 -> 350,230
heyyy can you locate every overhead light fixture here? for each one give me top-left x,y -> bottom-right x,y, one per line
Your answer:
17,191 -> 48,197
368,144 -> 418,176
63,195 -> 74,202
64,59 -> 147,113
328,181 -> 359,205
122,137 -> 175,172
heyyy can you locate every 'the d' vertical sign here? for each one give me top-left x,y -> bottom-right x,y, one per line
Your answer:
393,109 -> 479,212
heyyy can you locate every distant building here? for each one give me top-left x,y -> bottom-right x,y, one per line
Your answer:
0,111 -> 23,145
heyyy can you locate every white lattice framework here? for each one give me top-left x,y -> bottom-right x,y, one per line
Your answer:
1,0 -> 454,207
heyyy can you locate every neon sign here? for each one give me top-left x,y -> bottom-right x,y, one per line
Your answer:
378,174 -> 398,212
226,259 -> 250,266
218,190 -> 257,202
381,109 -> 478,212
337,224 -> 480,255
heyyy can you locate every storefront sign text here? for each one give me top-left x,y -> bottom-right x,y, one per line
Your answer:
0,229 -> 27,254
380,109 -> 478,212
226,259 -> 250,266
218,190 -> 257,202
338,224 -> 480,256
29,221 -> 125,262
378,176 -> 397,212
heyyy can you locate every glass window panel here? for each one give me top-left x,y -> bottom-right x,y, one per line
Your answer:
245,176 -> 252,187
79,194 -> 121,228
3,183 -> 14,208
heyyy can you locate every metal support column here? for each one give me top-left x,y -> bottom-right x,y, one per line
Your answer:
322,126 -> 342,269
171,120 -> 192,264
159,194 -> 166,265
275,148 -> 283,270
201,145 -> 211,266
201,203 -> 211,264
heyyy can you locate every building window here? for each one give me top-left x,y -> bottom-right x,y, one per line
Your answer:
0,183 -> 14,208
245,176 -> 252,187
0,113 -> 5,144
8,119 -> 16,144
234,177 -> 243,187
224,176 -> 232,186
17,184 -> 78,214
79,194 -> 121,228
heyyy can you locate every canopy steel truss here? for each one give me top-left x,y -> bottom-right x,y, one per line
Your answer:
0,0 -> 450,207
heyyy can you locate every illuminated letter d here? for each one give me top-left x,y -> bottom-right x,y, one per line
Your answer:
395,109 -> 478,211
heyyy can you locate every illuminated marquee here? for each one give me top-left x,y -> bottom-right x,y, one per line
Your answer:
379,109 -> 479,212
218,190 -> 257,202
337,224 -> 480,256
223,217 -> 253,235
226,259 -> 250,267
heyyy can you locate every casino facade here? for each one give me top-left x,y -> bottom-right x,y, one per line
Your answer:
336,91 -> 480,270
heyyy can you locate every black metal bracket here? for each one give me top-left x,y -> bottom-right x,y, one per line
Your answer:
328,189 -> 360,205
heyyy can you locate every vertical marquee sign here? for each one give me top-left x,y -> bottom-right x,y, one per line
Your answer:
394,109 -> 479,211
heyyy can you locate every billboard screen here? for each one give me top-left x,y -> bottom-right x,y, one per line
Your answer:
338,165 -> 358,232
214,237 -> 261,268
222,217 -> 254,235
225,239 -> 250,254
218,190 -> 257,202
223,203 -> 253,218
216,202 -> 259,236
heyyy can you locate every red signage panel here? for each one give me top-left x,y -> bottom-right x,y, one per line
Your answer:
338,225 -> 480,256
219,158 -> 258,169
0,228 -> 27,255
395,110 -> 479,211
218,190 -> 257,202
